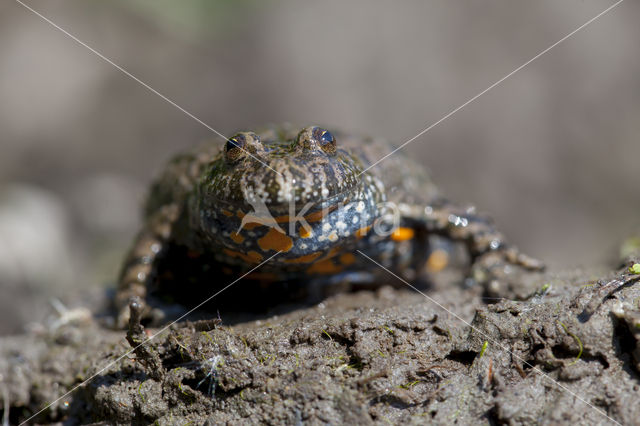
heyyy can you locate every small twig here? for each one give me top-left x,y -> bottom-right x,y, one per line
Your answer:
126,297 -> 164,381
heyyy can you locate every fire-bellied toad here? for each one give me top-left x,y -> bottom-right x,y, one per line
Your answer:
115,124 -> 543,325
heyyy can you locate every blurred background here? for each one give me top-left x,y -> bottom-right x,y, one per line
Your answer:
1,0 -> 638,335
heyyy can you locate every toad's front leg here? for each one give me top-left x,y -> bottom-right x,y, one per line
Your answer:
115,204 -> 180,327
422,200 -> 544,272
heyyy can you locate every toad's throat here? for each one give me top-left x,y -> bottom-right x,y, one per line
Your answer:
236,204 -> 340,233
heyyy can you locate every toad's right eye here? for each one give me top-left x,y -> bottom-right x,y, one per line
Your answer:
224,135 -> 246,163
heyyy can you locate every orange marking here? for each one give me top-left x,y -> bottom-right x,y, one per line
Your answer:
246,250 -> 263,263
323,247 -> 341,260
339,253 -> 356,265
355,225 -> 372,239
273,214 -> 291,223
258,228 -> 293,252
304,210 -> 325,223
265,205 -> 337,225
229,232 -> 244,244
222,267 -> 233,275
221,209 -> 234,217
304,205 -> 337,223
223,248 -> 263,264
390,227 -> 415,242
284,252 -> 322,264
299,224 -> 313,239
426,249 -> 449,272
306,258 -> 345,275
237,211 -> 271,230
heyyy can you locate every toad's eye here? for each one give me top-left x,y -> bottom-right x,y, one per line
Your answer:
320,130 -> 334,144
295,126 -> 338,154
314,128 -> 337,154
224,135 -> 246,163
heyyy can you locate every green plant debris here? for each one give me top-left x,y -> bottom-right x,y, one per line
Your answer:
382,325 -> 394,334
335,363 -> 350,373
287,353 -> 300,374
178,382 -> 192,399
348,360 -> 363,370
325,355 -> 345,362
629,263 -> 640,275
137,381 -> 145,403
201,331 -> 214,345
258,353 -> 276,366
321,329 -> 333,340
478,341 -> 489,358
399,380 -> 419,389
558,321 -> 583,366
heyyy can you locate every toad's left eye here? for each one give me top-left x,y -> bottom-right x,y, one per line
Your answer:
315,128 -> 337,154
320,130 -> 334,144
224,134 -> 247,163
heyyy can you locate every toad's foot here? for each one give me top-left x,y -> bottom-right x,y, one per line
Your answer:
470,248 -> 546,299
499,246 -> 545,271
423,202 -> 545,273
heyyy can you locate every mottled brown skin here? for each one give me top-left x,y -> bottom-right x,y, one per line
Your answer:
115,124 -> 542,326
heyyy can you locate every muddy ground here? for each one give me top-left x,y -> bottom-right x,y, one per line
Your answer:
1,259 -> 640,425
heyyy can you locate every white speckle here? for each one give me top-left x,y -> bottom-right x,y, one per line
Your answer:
352,216 -> 359,224
327,231 -> 338,242
355,201 -> 365,212
322,223 -> 332,232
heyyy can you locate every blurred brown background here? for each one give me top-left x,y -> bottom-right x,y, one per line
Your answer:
1,0 -> 638,335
